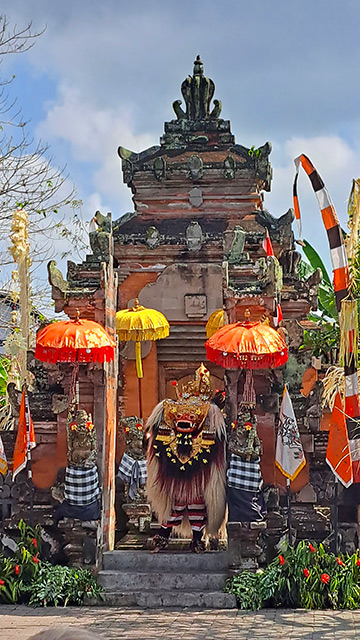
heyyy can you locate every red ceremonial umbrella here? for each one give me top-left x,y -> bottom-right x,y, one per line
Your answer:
35,316 -> 116,364
205,311 -> 288,409
35,312 -> 116,409
205,318 -> 288,370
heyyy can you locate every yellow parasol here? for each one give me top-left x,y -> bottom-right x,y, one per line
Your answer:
116,299 -> 170,416
206,308 -> 228,338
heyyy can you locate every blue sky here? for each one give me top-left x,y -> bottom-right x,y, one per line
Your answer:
3,0 -> 360,276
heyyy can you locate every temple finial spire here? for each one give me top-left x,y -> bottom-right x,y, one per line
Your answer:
172,55 -> 222,121
193,54 -> 204,76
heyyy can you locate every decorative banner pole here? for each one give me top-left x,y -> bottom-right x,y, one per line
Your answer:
275,385 -> 306,543
9,209 -> 30,386
9,209 -> 36,521
293,156 -> 360,482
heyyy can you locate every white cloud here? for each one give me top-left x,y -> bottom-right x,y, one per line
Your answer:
266,135 -> 360,271
36,84 -> 155,216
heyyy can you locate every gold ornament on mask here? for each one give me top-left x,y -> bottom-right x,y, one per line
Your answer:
155,364 -> 216,466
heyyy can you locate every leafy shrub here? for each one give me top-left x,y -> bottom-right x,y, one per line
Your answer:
25,563 -> 104,607
0,520 -> 104,606
225,541 -> 360,610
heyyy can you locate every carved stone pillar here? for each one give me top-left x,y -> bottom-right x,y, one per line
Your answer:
227,521 -> 267,574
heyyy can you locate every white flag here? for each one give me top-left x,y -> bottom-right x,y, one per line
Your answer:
276,386 -> 306,481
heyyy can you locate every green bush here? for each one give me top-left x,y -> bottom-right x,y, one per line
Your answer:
225,541 -> 360,610
0,520 -> 104,606
25,564 -> 104,607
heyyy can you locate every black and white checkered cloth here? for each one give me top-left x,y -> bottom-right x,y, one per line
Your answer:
227,454 -> 263,493
117,453 -> 147,500
64,465 -> 100,506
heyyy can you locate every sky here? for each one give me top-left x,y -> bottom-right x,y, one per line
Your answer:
2,0 -> 360,276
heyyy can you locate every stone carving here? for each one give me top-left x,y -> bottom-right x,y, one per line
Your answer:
184,293 -> 207,318
189,187 -> 203,207
258,255 -> 283,297
89,210 -> 112,263
256,208 -> 294,233
305,380 -> 324,433
146,226 -> 160,249
172,55 -> 222,121
228,410 -> 261,461
153,157 -> 166,181
52,394 -> 69,415
122,159 -> 134,185
185,221 -> 203,251
118,416 -> 147,502
231,142 -> 272,191
67,409 -> 97,467
223,156 -> 236,179
188,155 -> 203,180
47,261 -> 69,294
223,227 -> 247,264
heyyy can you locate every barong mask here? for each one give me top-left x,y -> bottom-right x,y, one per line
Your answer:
154,364 -> 216,468
67,409 -> 97,466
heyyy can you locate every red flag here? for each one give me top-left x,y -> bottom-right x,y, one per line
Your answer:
274,303 -> 283,327
262,229 -> 275,257
326,392 -> 353,488
12,389 -> 36,480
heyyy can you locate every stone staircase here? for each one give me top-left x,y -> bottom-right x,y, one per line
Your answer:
98,550 -> 236,608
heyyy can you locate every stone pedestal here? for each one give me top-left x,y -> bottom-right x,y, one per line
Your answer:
58,518 -> 98,567
227,520 -> 267,574
116,502 -> 152,549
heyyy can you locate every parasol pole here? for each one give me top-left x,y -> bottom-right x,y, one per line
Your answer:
135,341 -> 143,419
286,478 -> 292,544
332,476 -> 339,555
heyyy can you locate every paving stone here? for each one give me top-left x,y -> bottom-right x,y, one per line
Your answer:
1,606 -> 360,639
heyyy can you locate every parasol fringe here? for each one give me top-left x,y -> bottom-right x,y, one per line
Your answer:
116,326 -> 169,342
35,344 -> 115,364
205,346 -> 287,370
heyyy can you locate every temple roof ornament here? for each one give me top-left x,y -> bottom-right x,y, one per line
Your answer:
173,55 -> 222,121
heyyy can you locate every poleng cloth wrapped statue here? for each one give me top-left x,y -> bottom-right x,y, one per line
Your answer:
146,364 -> 226,551
227,410 -> 266,522
55,410 -> 100,523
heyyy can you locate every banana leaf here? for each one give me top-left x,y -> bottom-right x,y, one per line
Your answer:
303,239 -> 331,286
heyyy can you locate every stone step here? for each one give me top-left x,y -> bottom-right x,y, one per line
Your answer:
102,550 -> 229,573
98,570 -> 227,591
102,590 -> 237,609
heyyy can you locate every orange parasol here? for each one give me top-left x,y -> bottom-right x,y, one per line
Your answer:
35,313 -> 116,413
35,316 -> 116,364
205,316 -> 288,370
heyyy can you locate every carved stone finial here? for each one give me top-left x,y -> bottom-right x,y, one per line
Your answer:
89,210 -> 112,262
48,260 -> 69,294
172,56 -> 222,121
193,54 -> 204,76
